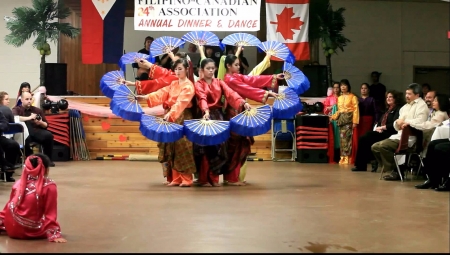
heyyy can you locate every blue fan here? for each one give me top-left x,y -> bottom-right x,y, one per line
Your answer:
139,114 -> 184,143
150,36 -> 185,57
272,87 -> 303,119
118,52 -> 155,72
110,86 -> 143,122
100,70 -> 124,99
282,62 -> 310,95
183,119 -> 230,146
257,41 -> 295,63
230,105 -> 272,137
221,33 -> 261,47
181,31 -> 221,46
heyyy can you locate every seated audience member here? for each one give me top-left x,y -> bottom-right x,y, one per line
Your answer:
0,153 -> 66,242
424,91 -> 436,112
159,47 -> 179,70
15,82 -> 32,107
135,36 -> 160,80
421,83 -> 431,98
415,138 -> 450,191
188,43 -> 197,53
352,90 -> 404,172
0,92 -> 21,180
0,111 -> 16,182
12,92 -> 55,167
371,83 -> 429,181
404,93 -> 449,151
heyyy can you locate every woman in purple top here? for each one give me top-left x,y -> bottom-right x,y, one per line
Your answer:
358,83 -> 379,136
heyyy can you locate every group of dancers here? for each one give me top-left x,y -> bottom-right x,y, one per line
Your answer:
124,44 -> 285,187
0,34 -> 292,243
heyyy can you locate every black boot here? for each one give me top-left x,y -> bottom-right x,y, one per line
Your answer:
0,171 -> 15,182
351,166 -> 367,172
1,158 -> 14,169
383,170 -> 403,181
435,178 -> 450,192
371,161 -> 378,172
415,179 -> 439,189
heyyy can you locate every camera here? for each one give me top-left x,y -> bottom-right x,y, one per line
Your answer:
35,114 -> 42,121
42,99 -> 69,114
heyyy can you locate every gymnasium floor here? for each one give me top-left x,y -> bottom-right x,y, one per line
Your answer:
0,161 -> 448,253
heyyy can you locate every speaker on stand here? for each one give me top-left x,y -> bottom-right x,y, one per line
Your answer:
301,65 -> 329,98
44,63 -> 67,95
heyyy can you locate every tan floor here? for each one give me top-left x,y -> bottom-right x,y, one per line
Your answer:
0,161 -> 448,253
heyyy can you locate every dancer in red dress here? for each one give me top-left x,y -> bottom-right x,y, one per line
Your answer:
217,48 -> 285,185
194,55 -> 252,187
0,153 -> 66,243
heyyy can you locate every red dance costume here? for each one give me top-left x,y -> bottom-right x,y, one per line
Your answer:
222,73 -> 277,183
135,64 -> 178,95
194,78 -> 246,185
0,158 -> 62,242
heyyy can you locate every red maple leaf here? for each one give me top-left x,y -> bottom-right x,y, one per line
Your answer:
270,7 -> 304,41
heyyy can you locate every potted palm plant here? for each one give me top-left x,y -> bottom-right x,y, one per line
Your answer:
309,0 -> 350,87
4,0 -> 80,88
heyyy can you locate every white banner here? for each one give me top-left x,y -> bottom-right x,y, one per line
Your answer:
134,0 -> 261,31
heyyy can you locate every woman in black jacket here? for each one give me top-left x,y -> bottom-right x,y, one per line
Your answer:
351,90 -> 405,172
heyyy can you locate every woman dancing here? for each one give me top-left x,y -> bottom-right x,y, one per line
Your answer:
137,58 -> 197,187
121,52 -> 193,95
194,57 -> 252,187
217,50 -> 284,185
0,153 -> 66,243
330,79 -> 359,165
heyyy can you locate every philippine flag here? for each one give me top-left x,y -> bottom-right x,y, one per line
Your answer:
81,0 -> 126,64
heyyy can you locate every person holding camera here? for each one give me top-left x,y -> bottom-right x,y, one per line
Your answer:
12,92 -> 55,167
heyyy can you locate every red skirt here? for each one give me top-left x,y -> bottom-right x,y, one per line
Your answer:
358,116 -> 374,137
351,116 -> 373,164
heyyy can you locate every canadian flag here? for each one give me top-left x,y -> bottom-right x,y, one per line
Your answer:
266,0 -> 310,61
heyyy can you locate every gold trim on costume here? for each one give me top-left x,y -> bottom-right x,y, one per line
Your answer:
271,74 -> 277,89
149,65 -> 157,79
262,91 -> 269,104
135,81 -> 141,95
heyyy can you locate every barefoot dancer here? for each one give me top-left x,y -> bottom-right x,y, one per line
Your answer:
194,56 -> 252,187
217,48 -> 285,186
0,153 -> 66,243
137,58 -> 196,187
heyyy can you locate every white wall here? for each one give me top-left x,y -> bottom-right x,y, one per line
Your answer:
0,0 -> 58,97
123,17 -> 258,80
319,0 -> 450,94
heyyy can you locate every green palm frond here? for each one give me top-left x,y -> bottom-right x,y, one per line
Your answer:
4,0 -> 80,48
4,0 -> 81,87
309,0 -> 350,56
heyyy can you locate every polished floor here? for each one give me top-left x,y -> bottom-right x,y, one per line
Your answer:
0,161 -> 448,253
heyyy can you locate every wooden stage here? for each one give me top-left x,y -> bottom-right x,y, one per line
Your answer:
66,96 -> 296,160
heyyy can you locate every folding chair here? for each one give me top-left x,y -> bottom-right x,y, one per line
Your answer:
380,126 -> 424,182
3,123 -> 26,167
271,118 -> 296,162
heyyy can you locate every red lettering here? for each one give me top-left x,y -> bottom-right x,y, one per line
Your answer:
138,19 -> 172,27
177,19 -> 213,28
228,20 -> 258,29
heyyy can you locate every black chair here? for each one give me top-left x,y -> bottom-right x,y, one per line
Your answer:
3,123 -> 25,166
